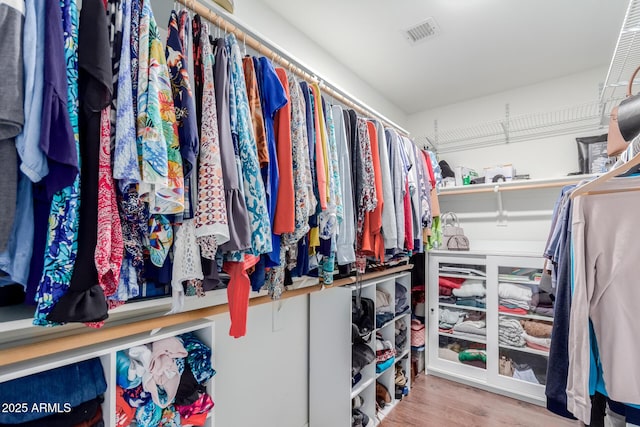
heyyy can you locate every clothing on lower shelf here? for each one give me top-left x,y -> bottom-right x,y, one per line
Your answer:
452,320 -> 486,336
452,280 -> 485,298
498,316 -> 525,347
115,332 -> 215,426
0,358 -> 106,425
395,319 -> 408,352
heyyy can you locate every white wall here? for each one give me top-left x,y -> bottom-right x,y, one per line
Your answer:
154,0 -> 408,127
230,0 -> 408,127
408,67 -> 608,179
212,296 -> 309,427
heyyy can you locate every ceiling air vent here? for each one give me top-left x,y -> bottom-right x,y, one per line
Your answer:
404,18 -> 441,45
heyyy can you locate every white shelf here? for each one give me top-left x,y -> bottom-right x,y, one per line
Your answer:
438,174 -> 595,195
375,359 -> 396,379
439,302 -> 487,312
396,348 -> 410,361
438,331 -> 486,345
351,376 -> 375,400
499,344 -> 549,357
438,273 -> 487,281
375,399 -> 398,425
498,311 -> 553,322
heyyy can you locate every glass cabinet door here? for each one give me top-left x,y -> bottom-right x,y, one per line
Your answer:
430,257 -> 488,378
490,257 -> 552,393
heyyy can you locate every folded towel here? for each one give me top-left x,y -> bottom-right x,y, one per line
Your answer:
500,298 -> 530,309
452,282 -> 486,298
498,282 -> 533,302
523,331 -> 551,348
526,341 -> 550,352
439,308 -> 466,325
439,277 -> 465,289
453,320 -> 487,336
520,320 -> 552,338
498,306 -> 528,315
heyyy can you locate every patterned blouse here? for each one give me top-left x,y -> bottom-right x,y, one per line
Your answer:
34,0 -> 81,326
225,34 -> 272,260
167,10 -> 199,220
113,0 -> 140,186
194,23 -> 229,259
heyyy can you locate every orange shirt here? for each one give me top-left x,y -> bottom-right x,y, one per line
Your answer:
242,58 -> 269,168
367,121 -> 385,261
310,84 -> 327,210
273,68 -> 294,234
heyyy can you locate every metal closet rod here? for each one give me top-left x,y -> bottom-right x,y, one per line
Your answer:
176,0 -> 410,137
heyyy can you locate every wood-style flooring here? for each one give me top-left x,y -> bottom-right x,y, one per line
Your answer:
379,374 -> 579,427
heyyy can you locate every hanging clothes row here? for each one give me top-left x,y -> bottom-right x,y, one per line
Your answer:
0,0 -> 441,337
543,174 -> 640,427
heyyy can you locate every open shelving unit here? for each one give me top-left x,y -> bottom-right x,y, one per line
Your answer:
309,271 -> 412,427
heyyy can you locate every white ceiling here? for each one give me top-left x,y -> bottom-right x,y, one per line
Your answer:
256,0 -> 629,114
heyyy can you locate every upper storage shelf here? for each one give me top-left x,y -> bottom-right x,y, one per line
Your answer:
437,174 -> 595,196
420,101 -> 614,154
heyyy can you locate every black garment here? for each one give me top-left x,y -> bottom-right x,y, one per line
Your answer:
175,364 -> 207,407
192,15 -> 203,133
545,198 -> 576,419
48,0 -> 112,323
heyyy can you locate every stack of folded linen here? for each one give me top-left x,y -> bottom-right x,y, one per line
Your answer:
376,333 -> 396,373
498,316 -> 526,347
438,308 -> 466,332
520,320 -> 552,351
452,319 -> 486,340
498,282 -> 533,315
376,288 -> 395,328
530,289 -> 554,317
452,280 -> 486,309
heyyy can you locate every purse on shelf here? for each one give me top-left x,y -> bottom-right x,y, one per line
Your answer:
441,212 -> 470,251
410,319 -> 425,347
608,64 -> 640,156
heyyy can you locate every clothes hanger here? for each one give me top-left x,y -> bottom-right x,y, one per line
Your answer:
570,150 -> 640,199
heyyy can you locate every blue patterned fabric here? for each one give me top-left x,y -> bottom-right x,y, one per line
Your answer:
123,384 -> 153,408
225,34 -> 271,260
136,401 -> 163,427
166,10 -> 199,220
114,0 -> 140,186
179,332 -> 216,384
34,0 -> 81,326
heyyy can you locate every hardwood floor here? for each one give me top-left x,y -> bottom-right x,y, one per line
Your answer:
379,374 -> 579,427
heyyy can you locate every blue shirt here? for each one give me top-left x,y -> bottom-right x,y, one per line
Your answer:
0,172 -> 34,288
255,56 -> 287,267
15,0 -> 48,183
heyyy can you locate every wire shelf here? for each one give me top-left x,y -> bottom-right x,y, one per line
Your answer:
601,0 -> 640,104
418,0 -> 637,154
421,99 -> 619,154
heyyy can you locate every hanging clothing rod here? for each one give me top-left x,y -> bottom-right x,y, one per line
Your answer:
177,0 -> 410,137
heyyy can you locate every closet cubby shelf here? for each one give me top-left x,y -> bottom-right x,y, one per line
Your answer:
396,347 -> 411,362
351,377 -> 376,400
499,344 -> 549,358
438,331 -> 487,345
437,174 -> 596,196
438,302 -> 487,313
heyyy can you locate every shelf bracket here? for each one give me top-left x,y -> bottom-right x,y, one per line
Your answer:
500,103 -> 510,144
494,185 -> 508,226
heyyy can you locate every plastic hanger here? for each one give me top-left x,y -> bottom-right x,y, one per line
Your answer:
570,150 -> 640,199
